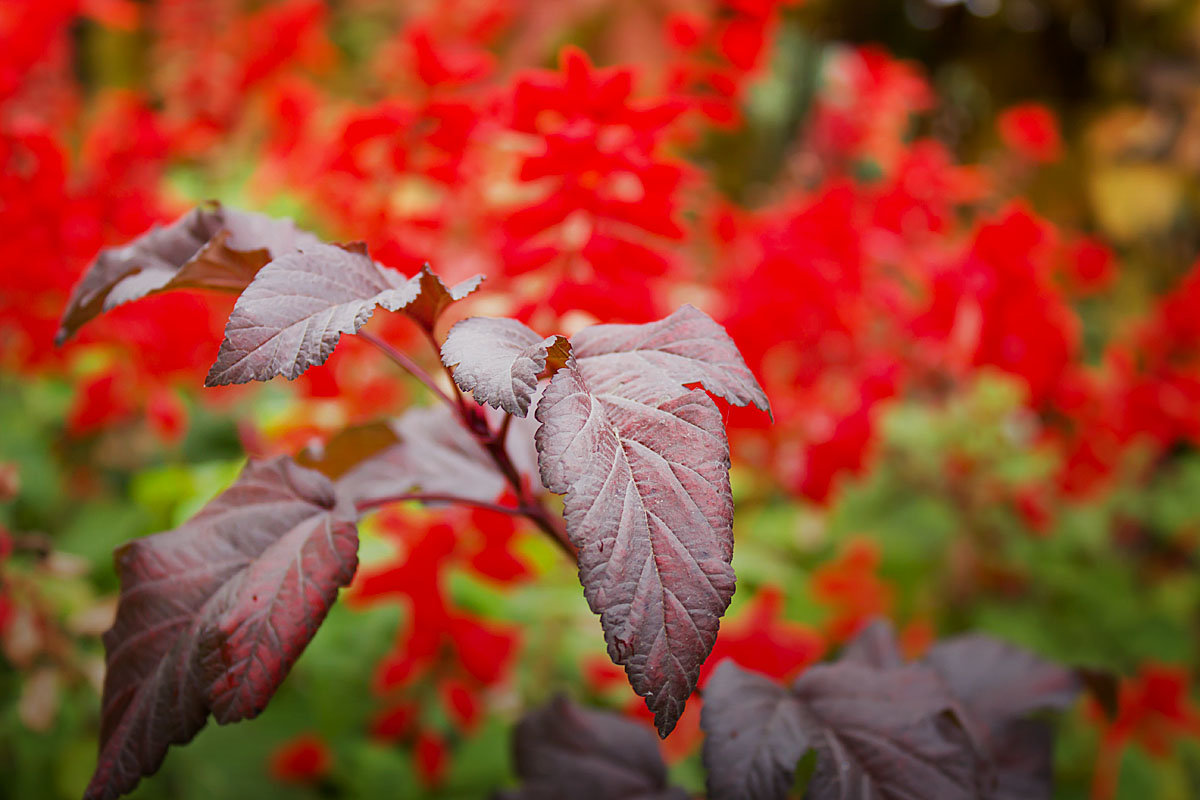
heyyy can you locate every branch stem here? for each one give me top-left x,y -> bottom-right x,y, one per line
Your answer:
423,326 -> 471,421
359,330 -> 455,410
363,322 -> 577,561
476,411 -> 577,560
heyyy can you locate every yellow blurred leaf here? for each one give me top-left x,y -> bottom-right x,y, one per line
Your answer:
1088,163 -> 1183,241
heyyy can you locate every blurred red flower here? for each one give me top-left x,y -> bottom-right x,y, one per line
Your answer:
699,585 -> 824,684
1090,663 -> 1200,800
810,538 -> 893,643
414,729 -> 448,787
268,733 -> 332,784
998,103 -> 1062,163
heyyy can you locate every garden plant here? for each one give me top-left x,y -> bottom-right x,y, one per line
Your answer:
6,2 -> 1200,800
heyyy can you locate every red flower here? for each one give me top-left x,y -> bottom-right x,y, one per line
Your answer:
810,538 -> 893,643
1064,237 -> 1116,294
440,678 -> 482,732
236,0 -> 332,92
0,526 -> 10,636
664,0 -> 799,127
464,499 -> 531,583
406,25 -> 491,88
1014,485 -> 1054,534
998,103 -> 1062,163
810,46 -> 933,170
0,594 -> 11,638
414,729 -> 448,787
501,46 -> 688,322
1090,664 -> 1200,800
915,205 -> 1079,406
369,702 -> 418,742
268,733 -> 332,784
447,614 -> 519,687
353,514 -> 518,695
146,387 -> 188,444
0,0 -> 77,104
582,654 -> 627,692
700,585 -> 824,685
67,369 -> 136,437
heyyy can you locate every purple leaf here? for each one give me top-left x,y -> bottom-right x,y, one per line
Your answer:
86,458 -> 358,800
701,660 -> 977,800
923,634 -> 1081,800
533,305 -> 769,737
57,203 -> 321,344
203,250 -> 479,386
563,304 -> 770,415
924,634 -> 1081,732
986,719 -> 1056,800
701,661 -> 811,800
441,317 -> 570,416
794,662 -> 976,800
404,267 -> 483,333
843,621 -> 1082,799
499,695 -> 689,800
206,245 -> 421,385
336,403 -> 540,509
838,618 -> 904,669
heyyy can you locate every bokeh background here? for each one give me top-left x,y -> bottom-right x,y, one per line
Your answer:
6,0 -> 1200,797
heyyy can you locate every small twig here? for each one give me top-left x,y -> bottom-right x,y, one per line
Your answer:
407,322 -> 578,562
354,490 -> 575,558
359,330 -> 456,410
494,411 -> 513,447
423,327 -> 471,421
476,415 -> 577,560
523,502 -> 576,559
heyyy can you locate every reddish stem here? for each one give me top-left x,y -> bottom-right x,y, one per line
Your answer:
364,324 -> 577,561
359,330 -> 456,410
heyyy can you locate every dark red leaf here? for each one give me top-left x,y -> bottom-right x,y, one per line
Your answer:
795,662 -> 976,800
336,404 -> 539,508
404,267 -> 483,333
441,317 -> 570,416
205,253 -> 478,385
701,660 -> 977,800
499,695 -> 689,800
57,203 -> 320,344
837,618 -> 903,669
837,620 -> 1083,800
533,305 -> 769,736
701,661 -> 811,800
86,458 -> 358,800
923,633 -> 1081,800
985,719 -> 1056,800
924,634 -> 1081,732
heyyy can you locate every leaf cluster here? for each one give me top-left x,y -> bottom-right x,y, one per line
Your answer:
503,619 -> 1084,800
59,206 -> 768,798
